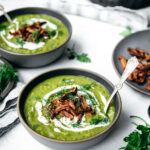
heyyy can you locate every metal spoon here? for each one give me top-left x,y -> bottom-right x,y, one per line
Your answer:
104,56 -> 139,113
0,4 -> 12,23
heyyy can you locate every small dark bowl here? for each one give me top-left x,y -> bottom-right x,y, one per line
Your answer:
0,56 -> 14,101
17,68 -> 122,150
0,7 -> 72,68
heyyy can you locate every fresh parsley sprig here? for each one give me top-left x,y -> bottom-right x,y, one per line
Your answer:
66,44 -> 91,63
0,64 -> 18,92
120,115 -> 150,150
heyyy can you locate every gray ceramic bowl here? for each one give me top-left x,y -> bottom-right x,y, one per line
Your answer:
0,7 -> 72,68
0,56 -> 14,101
17,68 -> 122,150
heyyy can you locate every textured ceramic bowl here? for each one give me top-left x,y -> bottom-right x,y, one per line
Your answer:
0,7 -> 72,68
0,56 -> 14,101
17,68 -> 122,150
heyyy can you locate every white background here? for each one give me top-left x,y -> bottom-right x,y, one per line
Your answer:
0,1 -> 150,150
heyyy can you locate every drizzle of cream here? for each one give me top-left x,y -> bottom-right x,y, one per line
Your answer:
37,85 -> 109,132
35,102 -> 49,125
0,31 -> 20,48
0,18 -> 58,50
100,93 -> 107,105
7,29 -> 15,39
54,128 -> 61,133
52,117 -> 109,132
23,41 -> 45,50
13,19 -> 19,30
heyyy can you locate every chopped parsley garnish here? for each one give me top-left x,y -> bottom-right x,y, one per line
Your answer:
67,94 -> 75,100
71,123 -> 81,128
16,37 -> 24,48
62,78 -> 73,83
30,30 -> 40,43
56,91 -> 64,97
48,30 -> 56,36
120,27 -> 131,37
66,44 -> 91,63
0,64 -> 18,92
82,83 -> 93,90
0,25 -> 7,31
90,117 -> 108,125
77,53 -> 91,63
120,115 -> 150,150
33,96 -> 41,100
76,98 -> 81,108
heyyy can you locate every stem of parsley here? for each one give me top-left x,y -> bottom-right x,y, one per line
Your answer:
120,115 -> 150,150
66,44 -> 91,63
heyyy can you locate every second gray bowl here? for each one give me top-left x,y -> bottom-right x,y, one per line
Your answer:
0,7 -> 72,68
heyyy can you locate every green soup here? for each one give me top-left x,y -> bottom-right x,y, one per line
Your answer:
24,75 -> 115,141
0,14 -> 69,54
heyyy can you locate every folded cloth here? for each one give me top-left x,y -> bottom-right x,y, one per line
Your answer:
33,0 -> 149,31
0,82 -> 24,137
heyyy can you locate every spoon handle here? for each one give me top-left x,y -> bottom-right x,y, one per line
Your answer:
0,4 -> 12,23
3,10 -> 12,23
104,56 -> 139,113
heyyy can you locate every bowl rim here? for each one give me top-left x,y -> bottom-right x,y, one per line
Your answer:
112,29 -> 150,96
0,56 -> 14,100
17,68 -> 122,144
0,7 -> 72,56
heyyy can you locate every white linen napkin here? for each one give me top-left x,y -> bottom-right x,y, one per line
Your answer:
33,0 -> 149,32
0,82 -> 24,137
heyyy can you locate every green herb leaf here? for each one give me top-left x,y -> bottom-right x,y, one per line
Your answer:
82,83 -> 93,90
0,64 -> 18,92
90,117 -> 108,125
76,98 -> 81,108
30,30 -> 40,42
0,25 -> 7,31
62,78 -> 72,83
56,91 -> 64,97
48,30 -> 56,36
33,96 -> 41,100
90,118 -> 101,125
66,44 -> 91,63
67,94 -> 75,100
66,44 -> 77,59
71,123 -> 80,128
77,53 -> 91,63
120,27 -> 131,37
16,37 -> 24,48
120,116 -> 150,150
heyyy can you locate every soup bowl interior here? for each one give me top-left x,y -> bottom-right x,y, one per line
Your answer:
17,68 -> 121,150
0,7 -> 72,67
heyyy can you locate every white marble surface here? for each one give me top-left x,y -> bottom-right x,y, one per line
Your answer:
0,2 -> 150,150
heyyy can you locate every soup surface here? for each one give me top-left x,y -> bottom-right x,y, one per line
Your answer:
24,75 -> 115,140
0,14 -> 69,54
